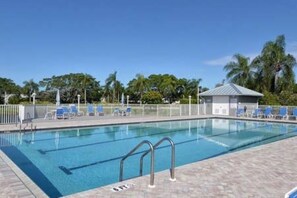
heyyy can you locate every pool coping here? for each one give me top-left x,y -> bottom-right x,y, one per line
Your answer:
0,150 -> 48,198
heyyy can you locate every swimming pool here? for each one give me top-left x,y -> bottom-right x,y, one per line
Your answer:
1,118 -> 297,197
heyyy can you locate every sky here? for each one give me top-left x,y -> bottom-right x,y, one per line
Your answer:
1,0 -> 297,89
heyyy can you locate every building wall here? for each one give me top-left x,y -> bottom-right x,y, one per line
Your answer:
201,96 -> 261,116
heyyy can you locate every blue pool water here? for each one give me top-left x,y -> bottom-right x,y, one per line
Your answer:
1,118 -> 297,197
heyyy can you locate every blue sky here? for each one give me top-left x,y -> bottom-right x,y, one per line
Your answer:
1,0 -> 297,89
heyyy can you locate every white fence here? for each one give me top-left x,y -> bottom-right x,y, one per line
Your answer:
33,104 -> 206,118
0,105 -> 19,125
0,104 -> 207,124
1,104 -> 297,125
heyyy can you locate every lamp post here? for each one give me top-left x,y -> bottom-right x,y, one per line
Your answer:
32,92 -> 36,105
127,95 -> 129,107
197,85 -> 199,115
77,94 -> 81,111
189,95 -> 191,116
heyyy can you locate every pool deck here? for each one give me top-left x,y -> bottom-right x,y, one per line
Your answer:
1,115 -> 297,197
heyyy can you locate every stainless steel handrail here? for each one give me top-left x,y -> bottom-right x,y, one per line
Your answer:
140,137 -> 176,181
119,140 -> 155,187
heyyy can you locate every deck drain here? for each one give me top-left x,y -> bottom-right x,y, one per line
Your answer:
111,183 -> 135,192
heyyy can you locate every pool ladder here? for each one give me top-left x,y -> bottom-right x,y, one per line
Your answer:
119,137 -> 176,188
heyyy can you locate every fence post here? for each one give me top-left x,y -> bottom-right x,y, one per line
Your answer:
157,105 -> 159,117
180,105 -> 182,116
189,96 -> 191,116
142,105 -> 145,116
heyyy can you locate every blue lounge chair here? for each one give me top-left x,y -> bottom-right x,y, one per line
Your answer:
263,106 -> 273,118
290,108 -> 297,120
62,106 -> 73,118
70,105 -> 84,116
56,107 -> 69,119
276,107 -> 288,120
252,108 -> 262,118
87,104 -> 95,116
236,108 -> 244,117
125,107 -> 131,116
96,105 -> 104,116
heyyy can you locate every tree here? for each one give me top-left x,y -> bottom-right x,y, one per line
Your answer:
159,74 -> 178,103
131,74 -> 149,104
224,54 -> 254,88
105,71 -> 117,103
0,78 -> 20,104
22,79 -> 39,102
142,91 -> 162,104
39,73 -> 100,103
252,35 -> 296,93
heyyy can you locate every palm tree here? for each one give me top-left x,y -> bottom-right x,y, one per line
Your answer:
131,74 -> 148,104
252,35 -> 296,93
224,54 -> 254,88
23,79 -> 39,102
105,71 -> 117,103
185,78 -> 202,98
159,75 -> 177,103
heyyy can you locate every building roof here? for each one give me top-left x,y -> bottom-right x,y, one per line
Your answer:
200,83 -> 263,97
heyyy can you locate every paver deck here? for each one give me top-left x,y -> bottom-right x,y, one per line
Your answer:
1,116 -> 297,197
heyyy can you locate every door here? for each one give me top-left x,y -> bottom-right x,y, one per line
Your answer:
212,96 -> 229,115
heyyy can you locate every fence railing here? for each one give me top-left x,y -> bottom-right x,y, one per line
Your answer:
0,105 -> 19,125
32,104 -> 207,119
3,103 -> 296,125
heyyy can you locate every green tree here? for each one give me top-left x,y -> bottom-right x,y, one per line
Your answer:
39,73 -> 100,103
22,79 -> 39,102
159,74 -> 178,103
131,74 -> 148,104
105,71 -> 117,103
252,35 -> 296,93
259,90 -> 279,105
0,78 -> 20,104
142,91 -> 162,104
224,54 -> 254,88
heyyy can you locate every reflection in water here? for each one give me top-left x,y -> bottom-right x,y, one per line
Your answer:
188,121 -> 191,136
77,129 -> 80,137
55,132 -> 60,150
31,132 -> 35,144
18,132 -> 23,145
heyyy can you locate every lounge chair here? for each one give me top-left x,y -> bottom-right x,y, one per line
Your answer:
276,107 -> 288,120
236,108 -> 244,117
70,105 -> 84,116
87,104 -> 95,116
126,107 -> 131,116
125,107 -> 131,116
263,106 -> 273,118
252,108 -> 262,118
290,108 -> 297,120
96,105 -> 104,116
113,107 -> 120,116
56,107 -> 69,119
62,106 -> 73,118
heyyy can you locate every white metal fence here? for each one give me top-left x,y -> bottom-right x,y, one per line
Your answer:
0,105 -> 19,125
33,104 -> 206,119
2,103 -> 296,125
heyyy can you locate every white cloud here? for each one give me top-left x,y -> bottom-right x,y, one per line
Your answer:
204,53 -> 258,66
203,55 -> 233,66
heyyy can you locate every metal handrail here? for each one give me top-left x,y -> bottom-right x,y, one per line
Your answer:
119,140 -> 155,187
140,137 -> 176,181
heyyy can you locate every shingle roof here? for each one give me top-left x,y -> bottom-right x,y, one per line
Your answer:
200,83 -> 263,97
